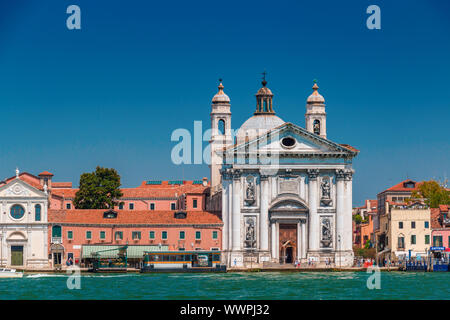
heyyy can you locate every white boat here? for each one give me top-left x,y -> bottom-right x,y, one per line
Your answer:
0,268 -> 24,278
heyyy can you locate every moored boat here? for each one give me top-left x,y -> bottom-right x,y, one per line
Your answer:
141,250 -> 226,273
0,268 -> 24,278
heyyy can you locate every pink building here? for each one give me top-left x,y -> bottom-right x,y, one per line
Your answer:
48,209 -> 222,267
431,205 -> 450,248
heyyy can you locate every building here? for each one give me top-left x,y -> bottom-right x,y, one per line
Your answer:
353,200 -> 377,248
0,170 -> 50,268
431,205 -> 450,248
376,201 -> 431,264
209,79 -> 359,267
48,209 -> 222,268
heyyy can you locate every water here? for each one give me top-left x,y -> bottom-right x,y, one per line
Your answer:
0,272 -> 448,300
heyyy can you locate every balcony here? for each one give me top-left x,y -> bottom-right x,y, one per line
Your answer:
51,237 -> 62,244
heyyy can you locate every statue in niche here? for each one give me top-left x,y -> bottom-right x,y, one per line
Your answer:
245,177 -> 256,206
320,177 -> 332,206
244,218 -> 256,248
321,218 -> 332,248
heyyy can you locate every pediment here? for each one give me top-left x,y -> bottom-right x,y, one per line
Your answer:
0,179 -> 47,198
224,123 -> 358,159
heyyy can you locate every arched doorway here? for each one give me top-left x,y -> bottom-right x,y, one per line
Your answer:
50,244 -> 64,269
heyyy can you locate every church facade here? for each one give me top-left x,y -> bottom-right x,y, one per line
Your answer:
210,78 -> 359,267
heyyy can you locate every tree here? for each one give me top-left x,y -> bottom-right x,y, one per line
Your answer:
74,166 -> 123,209
408,180 -> 450,208
353,214 -> 363,224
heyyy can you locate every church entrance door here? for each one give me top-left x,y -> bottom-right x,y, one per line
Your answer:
279,224 -> 297,264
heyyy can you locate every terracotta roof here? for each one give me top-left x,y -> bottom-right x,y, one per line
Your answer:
51,182 -> 210,199
430,208 -> 441,229
384,179 -> 422,192
52,182 -> 73,188
3,173 -> 44,191
38,171 -> 54,176
48,209 -> 223,225
339,144 -> 359,153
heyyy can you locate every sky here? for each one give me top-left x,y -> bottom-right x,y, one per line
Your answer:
0,0 -> 449,206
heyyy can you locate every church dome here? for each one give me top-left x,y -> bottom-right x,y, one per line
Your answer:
306,83 -> 325,104
211,81 -> 230,104
236,114 -> 284,139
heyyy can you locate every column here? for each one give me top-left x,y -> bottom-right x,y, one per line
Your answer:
271,221 -> 277,259
259,174 -> 269,251
276,222 -> 280,261
307,169 -> 319,251
297,222 -> 301,260
301,220 -> 307,259
228,180 -> 233,252
231,171 -> 241,251
335,169 -> 345,253
221,179 -> 229,251
344,170 -> 354,251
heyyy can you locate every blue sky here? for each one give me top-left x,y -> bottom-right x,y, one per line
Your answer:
0,0 -> 449,205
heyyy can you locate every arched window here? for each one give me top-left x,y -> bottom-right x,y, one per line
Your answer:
10,205 -> 25,220
313,119 -> 321,135
35,204 -> 41,221
218,119 -> 225,135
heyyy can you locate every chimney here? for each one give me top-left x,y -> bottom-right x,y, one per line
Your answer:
202,177 -> 208,187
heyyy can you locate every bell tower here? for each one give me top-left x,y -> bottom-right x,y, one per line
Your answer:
305,81 -> 327,139
210,80 -> 232,191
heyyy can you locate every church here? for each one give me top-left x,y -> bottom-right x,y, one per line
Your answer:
209,77 -> 359,267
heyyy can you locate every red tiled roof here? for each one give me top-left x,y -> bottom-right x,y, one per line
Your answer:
48,209 -> 223,225
384,180 -> 422,192
430,208 -> 441,229
3,173 -> 44,191
339,144 -> 359,153
38,171 -> 54,176
52,182 -> 73,188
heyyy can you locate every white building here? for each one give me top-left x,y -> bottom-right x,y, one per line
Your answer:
0,169 -> 50,268
210,78 -> 359,267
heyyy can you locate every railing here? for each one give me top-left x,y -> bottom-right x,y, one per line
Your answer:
52,237 -> 62,244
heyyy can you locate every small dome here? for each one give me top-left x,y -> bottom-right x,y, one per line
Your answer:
236,114 -> 284,139
212,82 -> 230,104
256,86 -> 273,96
307,83 -> 325,104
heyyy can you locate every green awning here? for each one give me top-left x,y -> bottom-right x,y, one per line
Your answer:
82,245 -> 169,259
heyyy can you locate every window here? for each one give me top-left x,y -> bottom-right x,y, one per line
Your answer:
193,199 -> 198,209
162,231 -> 167,240
100,231 -> 106,239
129,203 -> 134,210
399,222 -> 403,229
195,231 -> 201,240
281,137 -> 296,148
392,197 -> 398,202
149,231 -> 155,239
433,236 -> 443,247
386,236 -> 388,246
218,119 -> 225,135
411,235 -> 416,245
67,231 -> 73,240
411,221 -> 416,229
66,203 -> 71,210
119,203 -> 124,210
171,203 -> 176,210
425,235 -> 430,245
425,221 -> 429,228
212,231 -> 218,239
115,231 -> 123,240
150,203 -> 155,210
35,204 -> 41,221
10,205 -> 25,219
398,237 -> 405,249
179,231 -> 185,239
86,231 -> 92,240
132,231 -> 141,240
178,248 -> 185,251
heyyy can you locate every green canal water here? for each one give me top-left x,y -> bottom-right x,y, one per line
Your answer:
0,272 -> 448,300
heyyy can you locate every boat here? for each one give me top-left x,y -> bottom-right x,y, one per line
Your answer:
0,268 -> 24,278
88,245 -> 128,273
141,250 -> 226,273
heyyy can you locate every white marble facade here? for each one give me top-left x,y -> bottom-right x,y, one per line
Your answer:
0,172 -> 49,268
210,80 -> 358,267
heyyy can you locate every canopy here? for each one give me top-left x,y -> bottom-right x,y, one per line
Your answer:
82,245 -> 169,259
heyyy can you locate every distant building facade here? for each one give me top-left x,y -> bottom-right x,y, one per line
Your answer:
353,200 -> 377,248
430,205 -> 450,248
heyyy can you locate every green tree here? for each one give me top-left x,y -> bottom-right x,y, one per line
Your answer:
408,180 -> 450,208
353,214 -> 363,224
74,166 -> 123,209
